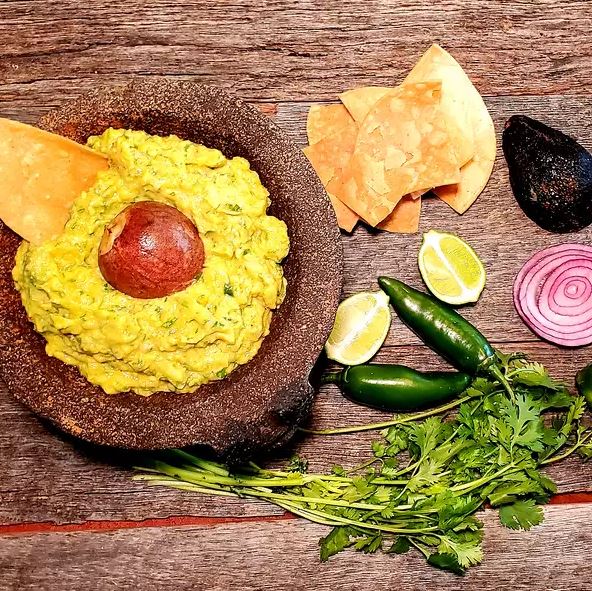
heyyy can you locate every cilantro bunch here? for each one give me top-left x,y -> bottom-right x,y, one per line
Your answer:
134,353 -> 592,575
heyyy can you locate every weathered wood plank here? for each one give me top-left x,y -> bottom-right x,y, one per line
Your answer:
1,0 -> 591,102
2,0 -> 592,534
2,1 -> 592,587
2,340 -> 591,525
2,505 -> 592,590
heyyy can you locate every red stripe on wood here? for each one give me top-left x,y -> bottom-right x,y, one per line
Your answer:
0,512 -> 295,536
548,492 -> 592,505
2,493 -> 592,537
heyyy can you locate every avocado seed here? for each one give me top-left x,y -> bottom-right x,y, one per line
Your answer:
98,201 -> 204,299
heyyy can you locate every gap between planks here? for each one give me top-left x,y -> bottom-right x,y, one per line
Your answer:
2,492 -> 592,538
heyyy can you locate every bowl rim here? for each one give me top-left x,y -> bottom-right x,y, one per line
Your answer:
0,79 -> 343,457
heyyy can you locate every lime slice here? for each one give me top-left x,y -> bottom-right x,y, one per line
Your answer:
325,291 -> 391,365
418,230 -> 486,305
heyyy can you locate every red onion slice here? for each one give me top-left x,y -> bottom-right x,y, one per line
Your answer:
513,243 -> 592,347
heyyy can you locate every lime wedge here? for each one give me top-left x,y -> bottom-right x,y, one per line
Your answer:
418,230 -> 486,305
325,291 -> 391,365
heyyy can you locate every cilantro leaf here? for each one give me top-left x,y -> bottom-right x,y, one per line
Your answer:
499,394 -> 545,452
331,464 -> 346,477
512,362 -> 562,390
538,389 -> 574,410
498,499 -> 544,530
379,457 -> 399,478
525,469 -> 557,495
319,527 -> 354,561
427,552 -> 465,575
407,459 -> 444,492
454,542 -> 484,568
408,416 -> 446,456
383,425 -> 408,448
287,455 -> 308,473
437,530 -> 484,568
387,537 -> 411,554
487,477 -> 544,506
437,494 -> 482,530
559,397 -> 586,438
353,533 -> 382,553
342,476 -> 376,502
371,440 -> 387,457
496,351 -> 526,367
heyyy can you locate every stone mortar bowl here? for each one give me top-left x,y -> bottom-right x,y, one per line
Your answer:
0,80 -> 343,460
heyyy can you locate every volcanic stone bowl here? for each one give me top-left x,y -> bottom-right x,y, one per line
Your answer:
0,80 -> 343,460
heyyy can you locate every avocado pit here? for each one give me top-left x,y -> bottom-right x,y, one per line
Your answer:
98,201 -> 204,299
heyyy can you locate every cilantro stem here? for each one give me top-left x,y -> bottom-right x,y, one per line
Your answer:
135,477 -> 238,497
299,395 -> 474,435
540,430 -> 592,465
278,504 -> 438,535
450,464 -> 517,493
242,488 -> 388,511
489,363 -> 516,402
168,449 -> 230,476
149,463 -> 307,488
271,500 -> 347,527
408,537 -> 431,559
346,457 -> 380,474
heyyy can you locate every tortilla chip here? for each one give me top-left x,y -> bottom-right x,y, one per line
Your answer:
327,192 -> 358,232
341,81 -> 460,226
377,193 -> 422,233
434,115 -> 496,214
339,87 -> 392,123
327,168 -> 392,227
303,120 -> 360,231
425,48 -> 496,213
306,104 -> 354,145
0,118 -> 109,245
303,116 -> 358,184
404,44 -> 476,167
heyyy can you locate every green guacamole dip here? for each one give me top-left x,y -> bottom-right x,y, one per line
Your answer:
13,128 -> 289,395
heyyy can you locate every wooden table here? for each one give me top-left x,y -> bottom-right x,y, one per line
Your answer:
2,1 -> 592,589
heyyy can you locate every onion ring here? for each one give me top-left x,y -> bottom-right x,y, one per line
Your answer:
513,244 -> 592,347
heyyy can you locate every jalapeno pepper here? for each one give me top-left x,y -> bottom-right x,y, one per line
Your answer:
378,277 -> 496,376
576,363 -> 592,407
323,364 -> 472,411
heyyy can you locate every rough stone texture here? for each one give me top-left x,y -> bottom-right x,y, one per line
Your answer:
0,80 -> 343,456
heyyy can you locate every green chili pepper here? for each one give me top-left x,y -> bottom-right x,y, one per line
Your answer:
378,277 -> 494,374
576,363 -> 592,408
377,277 -> 509,389
323,364 -> 472,411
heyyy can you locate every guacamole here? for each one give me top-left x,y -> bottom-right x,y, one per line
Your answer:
13,128 -> 289,395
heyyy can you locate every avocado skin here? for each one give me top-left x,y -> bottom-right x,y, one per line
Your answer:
503,115 -> 592,233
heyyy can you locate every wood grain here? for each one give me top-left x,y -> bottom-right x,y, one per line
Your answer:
1,97 -> 592,524
2,505 -> 592,590
1,0 -> 592,103
2,1 -> 592,587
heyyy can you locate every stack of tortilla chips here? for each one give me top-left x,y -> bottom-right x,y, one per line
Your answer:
303,44 -> 496,233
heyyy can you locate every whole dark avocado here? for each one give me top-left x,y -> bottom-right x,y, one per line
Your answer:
502,115 -> 592,233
